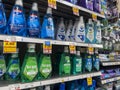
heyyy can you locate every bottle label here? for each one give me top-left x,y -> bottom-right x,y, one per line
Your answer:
28,13 -> 40,37
23,57 -> 38,81
76,58 -> 82,72
0,56 -> 6,77
9,7 -> 26,35
40,56 -> 52,78
57,26 -> 65,40
85,57 -> 92,72
8,59 -> 20,79
96,26 -> 101,43
46,17 -> 54,37
77,25 -> 85,42
87,24 -> 94,42
63,56 -> 71,74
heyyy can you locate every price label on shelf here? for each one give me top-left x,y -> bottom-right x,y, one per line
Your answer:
3,41 -> 17,53
43,41 -> 52,54
88,47 -> 94,54
48,0 -> 57,9
69,44 -> 76,54
72,7 -> 79,16
87,77 -> 92,86
92,14 -> 97,21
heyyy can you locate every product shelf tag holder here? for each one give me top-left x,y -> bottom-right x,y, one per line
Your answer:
48,0 -> 57,9
88,47 -> 94,54
43,41 -> 52,54
72,6 -> 79,16
87,77 -> 92,86
69,44 -> 76,54
3,41 -> 17,53
92,14 -> 97,21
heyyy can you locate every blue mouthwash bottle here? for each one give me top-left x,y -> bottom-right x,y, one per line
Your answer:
27,2 -> 41,38
41,8 -> 54,39
0,0 -> 7,34
6,0 -> 26,36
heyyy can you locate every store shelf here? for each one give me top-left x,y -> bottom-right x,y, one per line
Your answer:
101,61 -> 120,66
0,35 -> 103,48
0,71 -> 101,90
101,76 -> 120,84
57,0 -> 105,18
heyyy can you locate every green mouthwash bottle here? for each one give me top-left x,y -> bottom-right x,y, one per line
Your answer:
59,46 -> 71,76
5,50 -> 20,81
0,54 -> 6,80
71,48 -> 82,75
38,53 -> 52,80
21,44 -> 38,82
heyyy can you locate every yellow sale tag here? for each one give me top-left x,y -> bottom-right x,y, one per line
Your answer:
43,41 -> 52,54
88,47 -> 94,54
92,14 -> 97,21
48,0 -> 57,9
69,45 -> 76,54
3,41 -> 17,53
87,77 -> 92,86
72,7 -> 79,16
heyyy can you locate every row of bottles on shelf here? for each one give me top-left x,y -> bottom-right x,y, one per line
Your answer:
0,43 -> 100,82
25,79 -> 97,90
66,0 -> 107,14
0,0 -> 102,44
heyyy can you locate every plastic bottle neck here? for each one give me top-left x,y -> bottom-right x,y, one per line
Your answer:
64,46 -> 69,53
32,2 -> 38,11
76,51 -> 80,56
88,19 -> 93,24
47,8 -> 52,14
79,16 -> 84,23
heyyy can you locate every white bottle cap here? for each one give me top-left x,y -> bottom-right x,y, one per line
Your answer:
80,16 -> 84,23
45,86 -> 50,90
32,2 -> 38,11
27,43 -> 35,49
47,7 -> 52,14
64,46 -> 69,53
15,0 -> 23,6
76,51 -> 80,56
88,19 -> 92,24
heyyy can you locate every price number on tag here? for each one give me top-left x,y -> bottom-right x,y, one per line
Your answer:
92,14 -> 97,21
69,45 -> 76,54
43,41 -> 52,54
48,0 -> 57,9
3,41 -> 17,53
87,77 -> 92,86
88,47 -> 94,54
72,7 -> 79,16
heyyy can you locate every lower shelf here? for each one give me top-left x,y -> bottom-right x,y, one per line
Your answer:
0,71 -> 101,90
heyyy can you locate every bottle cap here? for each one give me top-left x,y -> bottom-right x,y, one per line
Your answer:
80,16 -> 84,23
76,51 -> 80,56
32,2 -> 38,11
27,43 -> 35,49
47,7 -> 52,14
15,0 -> 23,6
64,46 -> 69,53
88,19 -> 92,24
45,86 -> 50,90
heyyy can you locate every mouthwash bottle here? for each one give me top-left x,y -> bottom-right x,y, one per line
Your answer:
38,53 -> 52,80
41,8 -> 54,39
71,48 -> 82,75
6,0 -> 26,36
83,49 -> 92,72
0,54 -> 6,80
27,2 -> 41,38
5,51 -> 20,81
59,46 -> 71,76
21,44 -> 38,82
0,0 -> 7,34
56,18 -> 66,41
66,20 -> 73,41
86,19 -> 95,43
92,49 -> 100,71
75,16 -> 85,43
94,20 -> 102,44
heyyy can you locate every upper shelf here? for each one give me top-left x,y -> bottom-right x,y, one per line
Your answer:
57,0 -> 105,18
0,35 -> 103,48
